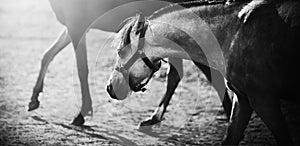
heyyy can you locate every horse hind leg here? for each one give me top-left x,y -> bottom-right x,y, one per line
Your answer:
248,93 -> 293,145
70,34 -> 93,126
138,58 -> 183,129
28,29 -> 71,111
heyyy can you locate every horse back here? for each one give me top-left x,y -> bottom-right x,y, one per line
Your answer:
48,0 -> 173,32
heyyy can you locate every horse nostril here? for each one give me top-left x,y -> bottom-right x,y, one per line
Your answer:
106,84 -> 118,100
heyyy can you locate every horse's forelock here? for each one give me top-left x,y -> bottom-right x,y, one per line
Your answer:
112,16 -> 139,50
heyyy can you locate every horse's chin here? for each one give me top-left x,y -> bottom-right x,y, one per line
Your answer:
113,84 -> 132,100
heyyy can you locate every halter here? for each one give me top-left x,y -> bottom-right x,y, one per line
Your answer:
115,21 -> 161,92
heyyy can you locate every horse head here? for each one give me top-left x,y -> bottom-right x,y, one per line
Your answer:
106,13 -> 162,100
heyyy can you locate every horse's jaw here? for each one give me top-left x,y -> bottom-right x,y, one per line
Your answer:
107,71 -> 132,100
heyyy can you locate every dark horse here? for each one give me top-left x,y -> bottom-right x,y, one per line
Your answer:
106,0 -> 300,145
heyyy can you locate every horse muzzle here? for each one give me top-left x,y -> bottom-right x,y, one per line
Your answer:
106,83 -> 118,100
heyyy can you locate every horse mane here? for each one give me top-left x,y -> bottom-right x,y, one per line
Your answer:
112,0 -> 251,50
112,15 -> 139,50
148,0 -> 227,20
113,1 -> 228,49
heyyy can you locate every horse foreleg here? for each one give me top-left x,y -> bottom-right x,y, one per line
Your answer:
71,34 -> 93,126
28,29 -> 71,111
248,93 -> 293,145
138,58 -> 183,128
222,90 -> 252,145
193,62 -> 233,120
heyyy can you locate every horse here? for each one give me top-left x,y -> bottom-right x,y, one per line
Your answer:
27,0 -> 186,126
106,1 -> 235,128
106,0 -> 300,145
27,0 -> 232,127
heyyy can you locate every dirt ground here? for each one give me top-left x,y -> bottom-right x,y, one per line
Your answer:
1,0 -> 300,145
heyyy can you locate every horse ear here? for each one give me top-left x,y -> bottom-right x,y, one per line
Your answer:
136,12 -> 145,23
117,16 -> 134,32
132,12 -> 146,35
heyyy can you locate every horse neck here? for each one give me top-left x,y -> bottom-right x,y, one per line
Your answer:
145,2 -> 245,72
196,3 -> 245,47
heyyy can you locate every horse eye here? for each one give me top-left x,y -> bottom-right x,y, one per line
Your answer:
117,49 -> 125,57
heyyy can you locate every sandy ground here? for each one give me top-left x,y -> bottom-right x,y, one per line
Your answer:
1,0 -> 300,145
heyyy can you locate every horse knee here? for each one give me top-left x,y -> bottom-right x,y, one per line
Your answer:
77,65 -> 89,80
41,50 -> 55,67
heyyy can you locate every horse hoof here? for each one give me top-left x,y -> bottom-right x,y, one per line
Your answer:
71,113 -> 85,126
139,116 -> 161,127
28,100 -> 40,111
138,117 -> 161,132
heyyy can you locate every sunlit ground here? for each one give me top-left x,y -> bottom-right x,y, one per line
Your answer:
1,0 -> 299,145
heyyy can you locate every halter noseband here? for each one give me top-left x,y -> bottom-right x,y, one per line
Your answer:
115,21 -> 161,92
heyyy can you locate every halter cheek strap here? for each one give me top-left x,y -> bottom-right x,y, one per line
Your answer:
115,21 -> 161,92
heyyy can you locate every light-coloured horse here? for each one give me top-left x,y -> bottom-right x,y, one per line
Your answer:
106,0 -> 300,145
28,0 -> 190,125
105,1 -> 234,128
